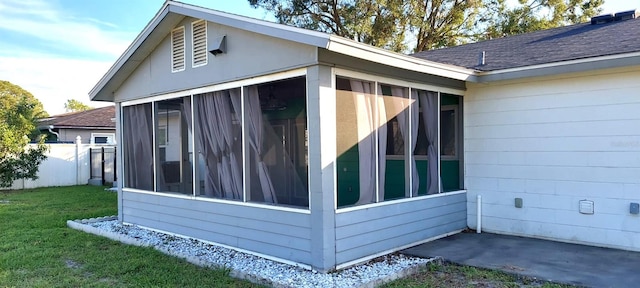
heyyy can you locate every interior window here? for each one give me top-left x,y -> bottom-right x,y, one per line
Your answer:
155,97 -> 193,195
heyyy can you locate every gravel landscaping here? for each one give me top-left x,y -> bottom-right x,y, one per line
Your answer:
68,216 -> 437,288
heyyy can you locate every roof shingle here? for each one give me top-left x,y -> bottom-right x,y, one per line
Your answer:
39,106 -> 115,129
411,14 -> 640,71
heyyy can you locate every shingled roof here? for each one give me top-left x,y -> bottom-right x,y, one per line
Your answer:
412,12 -> 640,71
39,106 -> 115,129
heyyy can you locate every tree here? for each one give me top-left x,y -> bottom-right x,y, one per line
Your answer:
0,80 -> 48,188
249,0 -> 603,52
64,99 -> 93,112
480,0 -> 604,40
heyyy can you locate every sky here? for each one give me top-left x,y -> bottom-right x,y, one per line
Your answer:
0,0 -> 634,115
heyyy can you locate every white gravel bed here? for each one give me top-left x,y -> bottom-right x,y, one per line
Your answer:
68,217 -> 437,288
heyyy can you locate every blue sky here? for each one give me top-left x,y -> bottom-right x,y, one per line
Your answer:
0,0 -> 633,115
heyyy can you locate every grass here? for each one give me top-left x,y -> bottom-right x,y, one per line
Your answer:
0,186 -> 259,288
382,261 -> 577,288
0,186 -> 579,288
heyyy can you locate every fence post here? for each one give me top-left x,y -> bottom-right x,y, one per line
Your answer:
75,136 -> 82,185
101,147 -> 105,186
114,147 -> 117,184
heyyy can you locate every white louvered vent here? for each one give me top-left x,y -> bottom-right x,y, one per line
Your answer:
171,26 -> 185,72
192,20 -> 207,67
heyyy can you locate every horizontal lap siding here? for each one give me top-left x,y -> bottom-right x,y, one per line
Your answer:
465,68 -> 640,251
334,192 -> 466,265
122,191 -> 312,264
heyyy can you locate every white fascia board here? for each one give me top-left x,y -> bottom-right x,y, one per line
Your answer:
326,36 -> 477,82
89,3 -> 172,101
53,126 -> 115,130
168,2 -> 331,48
478,51 -> 640,82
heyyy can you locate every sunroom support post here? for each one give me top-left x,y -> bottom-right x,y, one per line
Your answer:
115,102 -> 124,222
308,65 -> 336,272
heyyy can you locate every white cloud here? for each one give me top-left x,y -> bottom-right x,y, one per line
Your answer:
0,54 -> 114,115
0,0 -> 133,59
0,0 -> 136,115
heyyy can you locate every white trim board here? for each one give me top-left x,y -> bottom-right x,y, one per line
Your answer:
121,188 -> 311,214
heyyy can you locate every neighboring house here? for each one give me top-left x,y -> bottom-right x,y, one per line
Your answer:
89,1 -> 640,272
39,106 -> 116,144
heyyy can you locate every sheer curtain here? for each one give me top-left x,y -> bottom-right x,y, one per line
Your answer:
350,80 -> 377,205
194,90 -> 243,199
418,90 -> 440,195
393,87 -> 419,197
377,87 -> 387,201
246,86 -> 277,204
123,104 -> 153,191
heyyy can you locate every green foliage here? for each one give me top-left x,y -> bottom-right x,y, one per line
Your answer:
480,0 -> 604,40
64,99 -> 93,112
0,80 -> 48,188
249,0 -> 604,52
0,186 -> 258,287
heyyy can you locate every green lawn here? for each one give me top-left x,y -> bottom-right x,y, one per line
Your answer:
0,186 -> 577,288
0,186 -> 258,288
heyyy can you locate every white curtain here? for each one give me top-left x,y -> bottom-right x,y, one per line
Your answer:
351,80 -> 381,205
195,90 -> 242,199
246,86 -> 278,204
419,90 -> 440,195
394,87 -> 419,197
226,89 -> 244,200
377,88 -> 387,201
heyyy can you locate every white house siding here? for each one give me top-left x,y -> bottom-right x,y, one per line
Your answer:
121,191 -> 313,265
465,67 -> 640,251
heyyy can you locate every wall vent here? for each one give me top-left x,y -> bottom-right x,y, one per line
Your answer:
171,26 -> 185,72
192,20 -> 207,67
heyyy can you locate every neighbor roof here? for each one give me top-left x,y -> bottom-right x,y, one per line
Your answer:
412,13 -> 640,71
39,106 -> 115,129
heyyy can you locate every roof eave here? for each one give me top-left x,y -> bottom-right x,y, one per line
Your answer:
327,36 -> 477,82
477,51 -> 640,82
38,125 -> 115,130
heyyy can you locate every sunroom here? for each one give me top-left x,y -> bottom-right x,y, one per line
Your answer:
91,1 -> 470,272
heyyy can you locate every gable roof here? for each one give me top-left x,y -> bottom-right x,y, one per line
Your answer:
412,14 -> 640,72
89,1 -> 474,102
39,106 -> 115,129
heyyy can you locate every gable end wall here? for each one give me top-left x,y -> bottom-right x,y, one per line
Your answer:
114,17 -> 317,102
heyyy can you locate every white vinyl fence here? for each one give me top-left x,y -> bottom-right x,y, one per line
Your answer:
3,136 -> 116,190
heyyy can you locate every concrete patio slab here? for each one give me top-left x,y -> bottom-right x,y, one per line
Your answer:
403,232 -> 640,288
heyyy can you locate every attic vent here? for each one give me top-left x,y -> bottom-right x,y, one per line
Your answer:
171,26 -> 185,72
591,9 -> 637,25
192,20 -> 207,67
591,13 -> 613,25
614,9 -> 638,21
